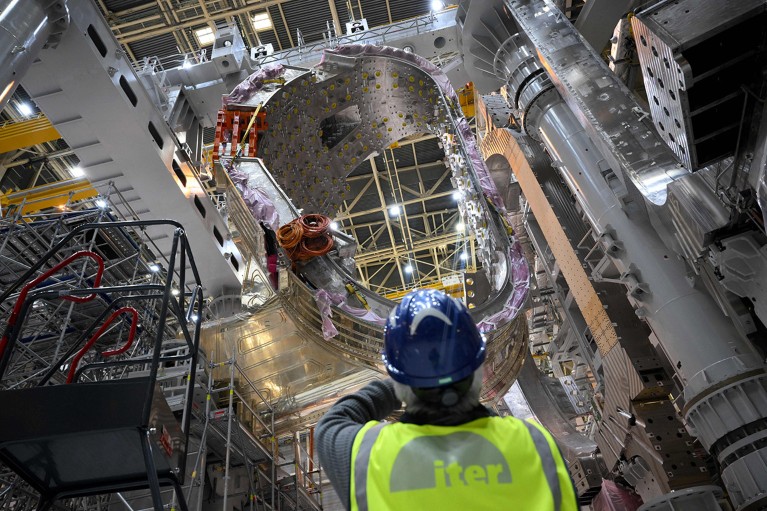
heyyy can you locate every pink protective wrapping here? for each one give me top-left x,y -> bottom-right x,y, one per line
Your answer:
314,289 -> 340,339
314,289 -> 386,340
476,235 -> 530,334
592,480 -> 643,511
223,64 -> 286,106
224,159 -> 280,231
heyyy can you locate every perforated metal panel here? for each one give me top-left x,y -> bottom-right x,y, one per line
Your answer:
632,0 -> 767,169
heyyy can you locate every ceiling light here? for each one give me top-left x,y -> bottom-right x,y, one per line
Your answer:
460,252 -> 468,261
431,0 -> 444,11
252,12 -> 273,31
404,264 -> 413,274
194,27 -> 215,47
171,288 -> 180,296
389,205 -> 401,217
452,190 -> 462,200
456,222 -> 465,231
149,263 -> 160,272
95,198 -> 108,209
18,102 -> 33,116
330,221 -> 339,230
190,313 -> 199,322
70,166 -> 84,177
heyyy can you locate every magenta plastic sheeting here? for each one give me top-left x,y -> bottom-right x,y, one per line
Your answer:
476,232 -> 531,334
314,289 -> 340,340
223,159 -> 280,231
314,289 -> 386,340
223,64 -> 286,106
592,480 -> 643,511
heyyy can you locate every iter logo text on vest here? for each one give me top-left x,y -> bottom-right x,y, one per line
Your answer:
388,432 -> 512,492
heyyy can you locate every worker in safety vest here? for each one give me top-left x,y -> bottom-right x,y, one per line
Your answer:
316,289 -> 578,510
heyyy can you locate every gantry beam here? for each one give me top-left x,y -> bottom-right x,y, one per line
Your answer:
0,115 -> 60,154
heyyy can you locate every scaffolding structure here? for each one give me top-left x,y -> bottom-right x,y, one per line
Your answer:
0,185 -> 325,511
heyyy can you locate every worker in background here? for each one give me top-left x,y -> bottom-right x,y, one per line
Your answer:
316,289 -> 578,510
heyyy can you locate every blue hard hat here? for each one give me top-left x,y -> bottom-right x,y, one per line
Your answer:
383,289 -> 486,388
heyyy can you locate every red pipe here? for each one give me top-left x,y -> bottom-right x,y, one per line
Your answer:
0,251 -> 104,359
66,306 -> 139,384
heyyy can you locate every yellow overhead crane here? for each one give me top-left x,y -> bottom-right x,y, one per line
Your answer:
1,178 -> 98,216
0,114 -> 99,216
0,113 -> 60,154
384,281 -> 464,301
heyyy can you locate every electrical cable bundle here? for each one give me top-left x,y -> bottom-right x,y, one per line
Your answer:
277,214 -> 334,262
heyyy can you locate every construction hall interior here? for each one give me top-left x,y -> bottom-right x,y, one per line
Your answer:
1,0 -> 767,510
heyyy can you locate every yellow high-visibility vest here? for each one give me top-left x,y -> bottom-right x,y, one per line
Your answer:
350,416 -> 577,511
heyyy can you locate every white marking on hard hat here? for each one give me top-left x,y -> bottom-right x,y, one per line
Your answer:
410,308 -> 453,335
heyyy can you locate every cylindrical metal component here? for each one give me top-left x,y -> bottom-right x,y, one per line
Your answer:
458,1 -> 767,506
535,99 -> 762,386
0,0 -> 69,112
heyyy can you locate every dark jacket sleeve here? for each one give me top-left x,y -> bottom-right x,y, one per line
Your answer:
315,379 -> 400,510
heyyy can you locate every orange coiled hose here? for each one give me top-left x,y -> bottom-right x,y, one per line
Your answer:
277,221 -> 303,249
300,214 -> 330,238
277,214 -> 335,262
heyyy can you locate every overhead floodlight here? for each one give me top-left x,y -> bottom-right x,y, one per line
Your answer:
190,313 -> 199,322
149,263 -> 161,272
252,12 -> 273,31
171,288 -> 180,296
95,198 -> 108,209
460,251 -> 468,261
18,102 -> 33,116
404,264 -> 413,274
452,190 -> 462,200
70,166 -> 85,177
431,0 -> 444,11
194,27 -> 215,47
455,221 -> 465,232
389,205 -> 401,217
330,221 -> 339,230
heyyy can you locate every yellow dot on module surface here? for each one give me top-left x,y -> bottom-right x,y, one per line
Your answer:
375,84 -> 381,89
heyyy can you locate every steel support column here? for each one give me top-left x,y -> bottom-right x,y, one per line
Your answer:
0,0 -> 69,112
